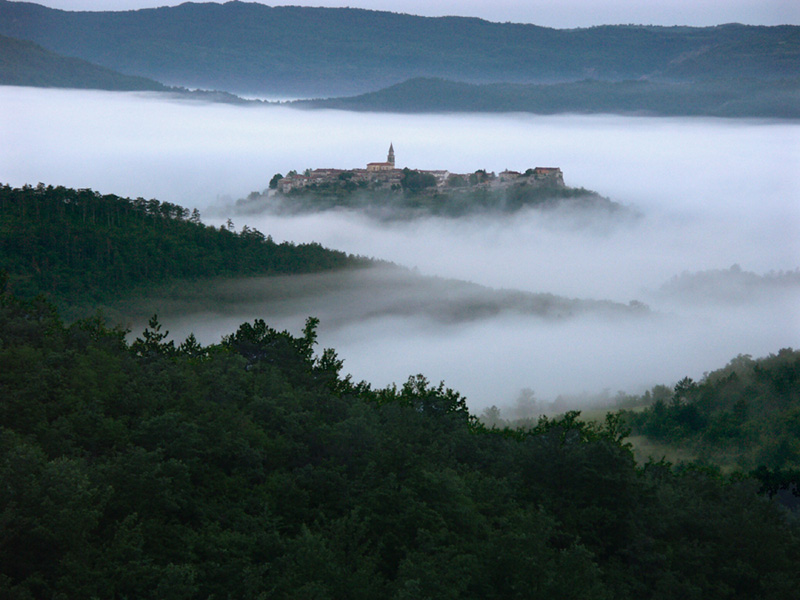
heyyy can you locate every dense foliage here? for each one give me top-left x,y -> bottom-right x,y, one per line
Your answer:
0,183 -> 364,310
1,287 -> 799,598
0,2 -> 797,96
399,168 -> 437,193
621,349 -> 800,471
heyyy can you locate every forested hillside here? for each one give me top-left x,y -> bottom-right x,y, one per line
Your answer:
0,1 -> 796,95
0,183 -> 364,311
1,286 -> 799,598
303,76 -> 800,119
0,33 -> 168,91
621,349 -> 800,471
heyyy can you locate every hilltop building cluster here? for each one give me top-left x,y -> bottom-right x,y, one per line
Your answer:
275,144 -> 564,194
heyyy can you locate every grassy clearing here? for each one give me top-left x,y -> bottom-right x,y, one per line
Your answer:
626,435 -> 700,466
571,408 -> 699,465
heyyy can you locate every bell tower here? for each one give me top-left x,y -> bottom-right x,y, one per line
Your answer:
387,142 -> 395,167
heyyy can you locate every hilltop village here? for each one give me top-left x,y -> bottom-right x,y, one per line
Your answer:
273,144 -> 565,195
235,143 -> 620,219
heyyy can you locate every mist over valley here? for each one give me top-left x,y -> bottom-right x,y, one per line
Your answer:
3,4 -> 800,595
2,85 -> 798,409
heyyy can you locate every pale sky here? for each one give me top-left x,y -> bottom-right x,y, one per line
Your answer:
28,1 -> 800,28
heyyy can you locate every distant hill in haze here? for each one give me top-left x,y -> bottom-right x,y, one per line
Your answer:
0,1 -> 797,97
300,76 -> 800,118
0,33 -> 169,90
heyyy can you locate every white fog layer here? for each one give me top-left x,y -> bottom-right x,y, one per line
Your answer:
2,86 -> 798,408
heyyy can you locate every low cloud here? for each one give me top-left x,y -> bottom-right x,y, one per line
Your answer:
126,262 -> 797,411
3,87 -> 798,411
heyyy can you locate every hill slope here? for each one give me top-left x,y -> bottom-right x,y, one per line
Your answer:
0,183 -> 365,312
0,1 -> 797,96
0,33 -> 169,90
1,287 -> 799,598
621,349 -> 800,471
302,76 -> 800,118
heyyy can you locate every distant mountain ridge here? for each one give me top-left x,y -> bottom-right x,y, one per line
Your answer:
300,76 -> 800,118
0,33 -> 168,90
0,1 -> 797,96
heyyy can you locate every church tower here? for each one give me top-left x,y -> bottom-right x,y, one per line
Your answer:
387,143 -> 395,167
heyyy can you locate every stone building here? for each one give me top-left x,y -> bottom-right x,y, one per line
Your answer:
367,143 -> 396,172
531,167 -> 564,186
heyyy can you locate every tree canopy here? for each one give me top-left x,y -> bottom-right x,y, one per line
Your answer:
1,287 -> 798,598
621,349 -> 800,472
0,183 -> 366,313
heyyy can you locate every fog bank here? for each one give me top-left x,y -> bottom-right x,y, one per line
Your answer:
2,86 -> 798,409
126,266 -> 798,409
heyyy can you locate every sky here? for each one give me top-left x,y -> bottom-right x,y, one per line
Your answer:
29,1 -> 800,28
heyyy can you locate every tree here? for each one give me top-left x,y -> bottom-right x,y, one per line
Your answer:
510,387 -> 539,421
131,314 -> 176,358
446,174 -> 467,187
673,376 -> 697,403
468,169 -> 489,185
269,173 -> 283,189
479,405 -> 506,428
400,168 -> 436,193
178,333 -> 205,358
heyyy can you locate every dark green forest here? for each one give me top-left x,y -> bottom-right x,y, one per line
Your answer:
0,184 -> 365,314
2,286 -> 799,598
0,1 -> 796,96
2,183 -> 800,597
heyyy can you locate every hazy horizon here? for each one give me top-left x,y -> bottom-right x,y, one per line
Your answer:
28,0 -> 800,28
2,85 -> 798,409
